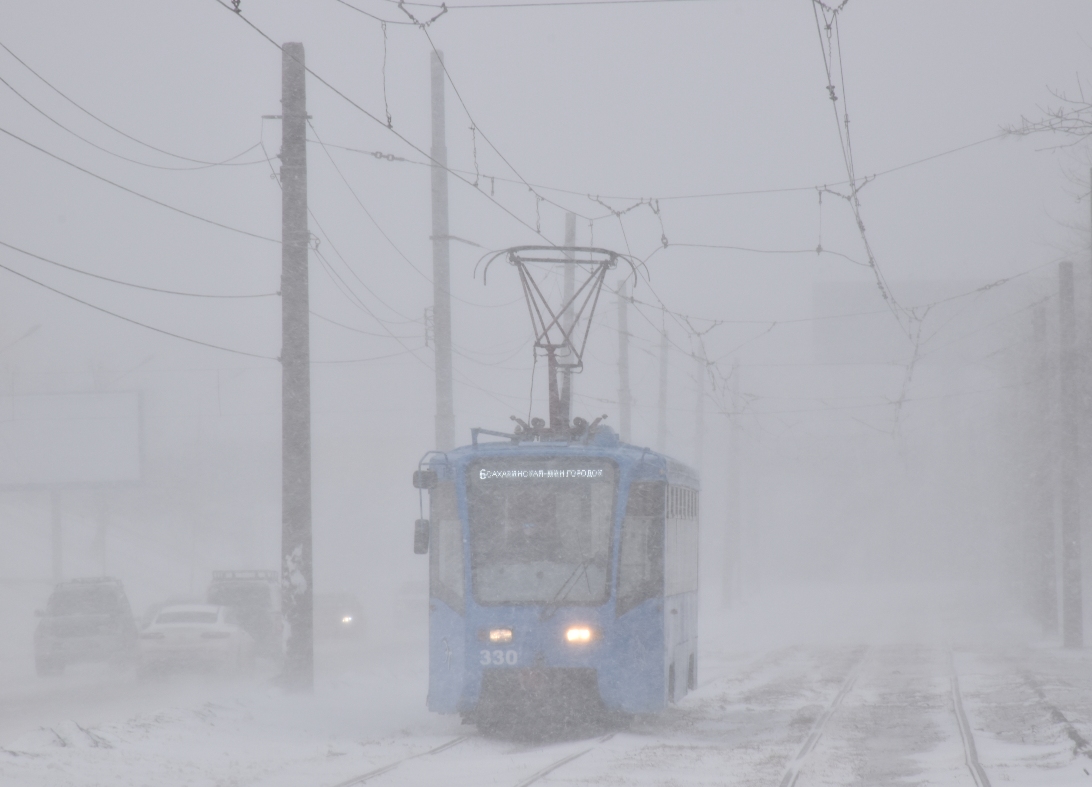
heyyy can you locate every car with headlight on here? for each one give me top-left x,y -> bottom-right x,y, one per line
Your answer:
33,577 -> 138,676
313,592 -> 364,639
138,604 -> 254,676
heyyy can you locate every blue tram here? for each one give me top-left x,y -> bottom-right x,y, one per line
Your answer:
413,422 -> 699,720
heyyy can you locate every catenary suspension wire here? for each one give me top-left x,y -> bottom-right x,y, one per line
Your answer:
259,121 -> 424,327
0,259 -> 275,359
0,238 -> 278,299
0,39 -> 264,167
387,0 -> 730,9
0,123 -> 279,244
641,242 -> 867,267
312,346 -> 424,363
313,129 -> 1006,205
401,20 -> 598,224
230,0 -> 1028,419
626,255 -> 1061,351
308,120 -> 525,309
310,309 -> 417,339
213,0 -> 556,245
809,1 -> 905,333
0,70 -> 270,172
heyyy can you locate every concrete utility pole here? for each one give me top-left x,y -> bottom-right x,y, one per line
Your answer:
560,213 -> 576,425
693,349 -> 705,470
96,500 -> 108,576
1030,303 -> 1057,634
617,279 -> 632,442
280,42 -> 313,690
1058,261 -> 1082,648
723,361 -> 741,608
431,51 -> 454,451
657,328 -> 669,453
50,490 -> 61,585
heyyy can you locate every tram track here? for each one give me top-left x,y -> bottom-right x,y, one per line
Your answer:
328,735 -> 472,787
950,651 -> 991,787
510,732 -> 616,787
323,645 -> 889,787
325,648 -> 811,787
1019,668 -> 1092,760
776,645 -> 869,787
326,728 -> 619,787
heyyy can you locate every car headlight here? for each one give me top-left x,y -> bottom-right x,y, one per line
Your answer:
341,616 -> 353,624
564,626 -> 594,644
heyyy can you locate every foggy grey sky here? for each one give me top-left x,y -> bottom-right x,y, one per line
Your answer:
0,1 -> 1089,613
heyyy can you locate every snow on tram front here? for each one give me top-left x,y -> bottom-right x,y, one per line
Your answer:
412,418 -> 699,726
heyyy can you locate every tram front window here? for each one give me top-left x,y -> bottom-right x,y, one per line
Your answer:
467,459 -> 616,606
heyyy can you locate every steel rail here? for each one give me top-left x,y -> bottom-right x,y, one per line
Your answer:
777,646 -> 869,787
950,651 -> 992,787
326,735 -> 471,787
511,732 -> 615,787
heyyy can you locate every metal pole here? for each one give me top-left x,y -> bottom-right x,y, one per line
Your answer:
723,361 -> 740,608
617,278 -> 631,442
431,51 -> 455,451
50,489 -> 61,585
693,350 -> 705,470
547,349 -> 563,430
1058,261 -> 1082,648
1031,303 -> 1057,634
657,328 -> 669,453
97,499 -> 108,577
280,42 -> 313,689
560,213 -> 576,426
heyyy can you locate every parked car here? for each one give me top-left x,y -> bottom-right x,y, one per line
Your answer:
33,577 -> 138,676
313,592 -> 364,640
139,597 -> 202,630
206,570 -> 281,659
138,604 -> 254,676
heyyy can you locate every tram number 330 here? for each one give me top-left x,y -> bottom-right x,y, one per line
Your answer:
480,649 -> 518,666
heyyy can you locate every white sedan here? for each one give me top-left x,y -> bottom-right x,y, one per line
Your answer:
138,604 -> 254,675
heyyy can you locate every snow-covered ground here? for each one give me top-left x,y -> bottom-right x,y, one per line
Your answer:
4,593 -> 1092,786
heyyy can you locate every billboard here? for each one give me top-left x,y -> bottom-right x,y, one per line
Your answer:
0,392 -> 141,486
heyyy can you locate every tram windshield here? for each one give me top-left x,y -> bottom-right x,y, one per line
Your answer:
467,458 -> 617,606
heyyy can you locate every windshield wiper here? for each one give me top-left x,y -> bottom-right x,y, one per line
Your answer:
540,559 -> 593,620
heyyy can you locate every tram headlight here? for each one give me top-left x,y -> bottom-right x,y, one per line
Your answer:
480,628 -> 513,643
564,626 -> 594,644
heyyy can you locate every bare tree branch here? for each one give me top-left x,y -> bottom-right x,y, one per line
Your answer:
1004,82 -> 1092,138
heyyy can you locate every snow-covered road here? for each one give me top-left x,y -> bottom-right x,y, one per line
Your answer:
3,640 -> 1092,786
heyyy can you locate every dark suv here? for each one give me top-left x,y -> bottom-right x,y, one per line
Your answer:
206,570 -> 282,659
34,577 -> 138,676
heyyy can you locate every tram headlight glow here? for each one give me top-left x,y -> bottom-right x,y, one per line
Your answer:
341,616 -> 353,624
485,628 -> 513,643
565,626 -> 594,644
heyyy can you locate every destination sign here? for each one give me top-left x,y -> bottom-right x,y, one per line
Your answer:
478,468 -> 605,481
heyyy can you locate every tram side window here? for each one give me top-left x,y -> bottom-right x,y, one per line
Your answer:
665,485 -> 699,596
429,481 -> 465,613
617,481 -> 665,617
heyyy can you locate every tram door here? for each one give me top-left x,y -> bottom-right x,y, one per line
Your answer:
664,484 -> 699,701
427,481 -> 466,712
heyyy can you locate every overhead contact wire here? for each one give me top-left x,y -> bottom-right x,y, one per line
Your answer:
0,123 -> 278,244
0,39 -> 262,167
